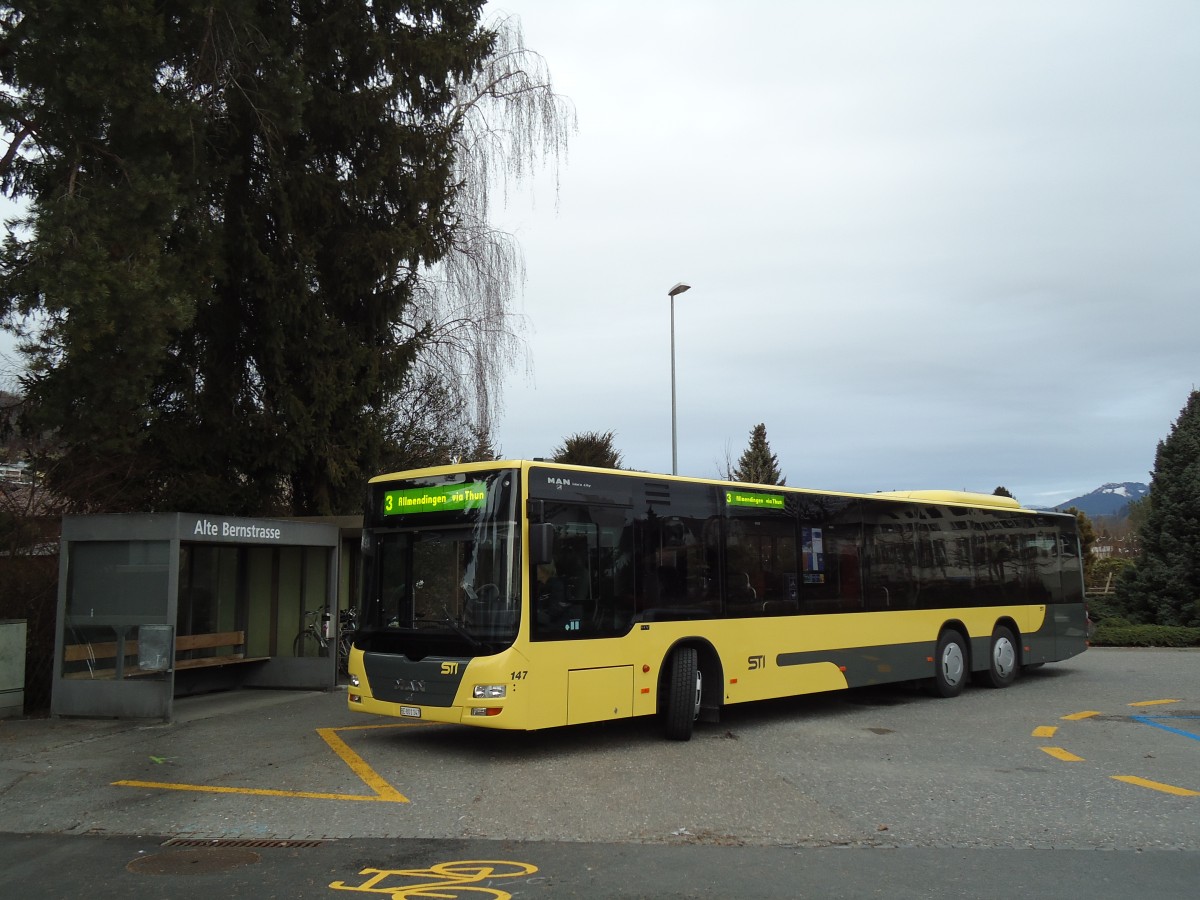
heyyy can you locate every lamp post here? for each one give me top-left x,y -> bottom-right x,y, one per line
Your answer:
667,282 -> 691,475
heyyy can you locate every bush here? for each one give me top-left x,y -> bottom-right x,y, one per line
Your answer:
1091,622 -> 1200,648
1090,556 -> 1134,577
1085,594 -> 1126,622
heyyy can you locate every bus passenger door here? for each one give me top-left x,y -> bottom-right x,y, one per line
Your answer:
532,503 -> 636,641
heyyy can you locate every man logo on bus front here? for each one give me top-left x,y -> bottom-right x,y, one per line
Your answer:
395,679 -> 425,693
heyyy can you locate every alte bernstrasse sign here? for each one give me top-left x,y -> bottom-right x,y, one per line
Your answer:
191,518 -> 283,541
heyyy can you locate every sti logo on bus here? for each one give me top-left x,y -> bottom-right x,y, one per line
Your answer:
748,655 -> 766,670
440,662 -> 459,675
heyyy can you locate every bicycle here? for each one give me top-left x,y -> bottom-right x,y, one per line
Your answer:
330,859 -> 538,899
336,607 -> 358,675
293,608 -> 358,675
293,609 -> 331,659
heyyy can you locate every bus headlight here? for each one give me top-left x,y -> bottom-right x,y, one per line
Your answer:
349,674 -> 360,687
472,684 -> 506,699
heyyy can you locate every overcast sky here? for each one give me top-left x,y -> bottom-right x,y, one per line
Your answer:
482,0 -> 1199,507
2,2 -> 1196,510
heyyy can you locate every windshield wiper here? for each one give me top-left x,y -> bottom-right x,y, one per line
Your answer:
440,604 -> 483,650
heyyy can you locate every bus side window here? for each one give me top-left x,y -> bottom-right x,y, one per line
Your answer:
794,523 -> 861,614
727,516 -> 798,617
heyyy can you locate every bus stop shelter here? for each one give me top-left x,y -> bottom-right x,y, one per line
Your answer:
52,513 -> 345,721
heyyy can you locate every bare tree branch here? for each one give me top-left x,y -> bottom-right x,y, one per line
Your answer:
399,14 -> 576,444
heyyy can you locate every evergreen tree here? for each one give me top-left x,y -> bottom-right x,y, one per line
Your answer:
467,426 -> 497,463
731,423 -> 785,485
0,2 -> 569,515
993,486 -> 1014,499
1126,493 -> 1151,542
1,0 -> 202,509
379,369 -> 497,472
1116,390 -> 1200,626
1064,506 -> 1097,572
552,431 -> 624,469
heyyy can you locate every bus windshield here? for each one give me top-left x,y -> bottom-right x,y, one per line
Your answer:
361,469 -> 519,655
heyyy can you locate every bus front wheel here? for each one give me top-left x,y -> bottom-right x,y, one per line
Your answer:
664,647 -> 701,741
932,630 -> 967,698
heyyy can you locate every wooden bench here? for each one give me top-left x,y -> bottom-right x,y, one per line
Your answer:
63,630 -> 268,679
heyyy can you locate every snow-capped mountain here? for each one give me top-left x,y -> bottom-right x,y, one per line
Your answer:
1047,482 -> 1149,519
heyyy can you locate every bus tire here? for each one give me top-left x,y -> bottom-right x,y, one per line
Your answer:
984,625 -> 1019,688
932,629 -> 967,698
664,647 -> 701,741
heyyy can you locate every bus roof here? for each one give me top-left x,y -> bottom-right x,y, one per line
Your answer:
872,489 -> 1022,509
369,460 -> 1041,513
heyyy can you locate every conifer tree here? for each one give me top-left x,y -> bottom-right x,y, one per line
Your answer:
1063,506 -> 1097,572
1116,390 -> 1200,626
0,2 -> 570,515
731,423 -> 785,486
552,431 -> 624,469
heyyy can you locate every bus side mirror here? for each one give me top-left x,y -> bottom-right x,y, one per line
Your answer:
531,523 -> 555,565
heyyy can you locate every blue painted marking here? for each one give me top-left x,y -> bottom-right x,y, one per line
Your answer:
1131,715 -> 1200,743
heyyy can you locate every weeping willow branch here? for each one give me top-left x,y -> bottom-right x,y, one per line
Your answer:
398,14 -> 576,447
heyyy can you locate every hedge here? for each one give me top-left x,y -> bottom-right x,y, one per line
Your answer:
1090,622 -> 1200,648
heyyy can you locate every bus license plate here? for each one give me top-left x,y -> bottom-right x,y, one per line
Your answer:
400,706 -> 422,718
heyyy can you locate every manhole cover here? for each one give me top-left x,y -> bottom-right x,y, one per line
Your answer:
127,847 -> 261,876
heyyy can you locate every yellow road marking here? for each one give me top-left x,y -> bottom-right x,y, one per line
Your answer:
1112,776 -> 1200,797
317,727 -> 407,802
112,781 -> 407,802
331,860 -> 540,897
1128,699 -> 1181,707
1041,746 -> 1084,762
1041,702 -> 1197,797
114,722 -> 420,802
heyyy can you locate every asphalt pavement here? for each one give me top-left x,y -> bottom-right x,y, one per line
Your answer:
1,649 -> 1197,898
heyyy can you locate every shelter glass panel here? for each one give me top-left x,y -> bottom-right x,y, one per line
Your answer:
61,540 -> 170,681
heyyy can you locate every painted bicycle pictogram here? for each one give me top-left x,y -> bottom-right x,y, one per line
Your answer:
329,859 -> 539,899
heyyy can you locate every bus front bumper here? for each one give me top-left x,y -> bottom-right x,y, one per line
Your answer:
347,688 -> 513,727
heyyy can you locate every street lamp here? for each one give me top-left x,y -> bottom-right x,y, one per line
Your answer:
667,282 -> 691,475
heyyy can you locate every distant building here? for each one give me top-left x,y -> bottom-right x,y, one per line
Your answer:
0,461 -> 31,485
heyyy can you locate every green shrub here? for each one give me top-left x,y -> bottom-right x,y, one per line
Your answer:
1085,595 -> 1126,622
1091,622 -> 1200,648
1090,556 -> 1135,579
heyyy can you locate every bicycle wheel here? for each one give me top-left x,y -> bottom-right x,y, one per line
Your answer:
293,630 -> 320,658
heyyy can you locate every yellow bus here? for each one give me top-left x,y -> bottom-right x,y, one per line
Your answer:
346,461 -> 1088,740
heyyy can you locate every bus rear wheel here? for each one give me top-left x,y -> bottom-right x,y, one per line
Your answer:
932,629 -> 967,698
983,625 -> 1019,688
664,647 -> 701,741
